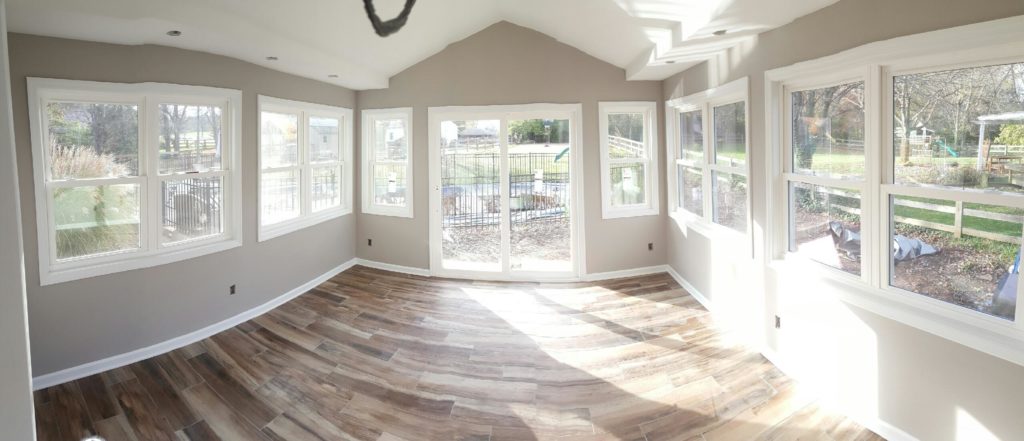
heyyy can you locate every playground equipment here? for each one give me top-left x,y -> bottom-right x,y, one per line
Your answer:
934,139 -> 959,158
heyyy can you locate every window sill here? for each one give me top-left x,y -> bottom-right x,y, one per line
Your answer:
602,206 -> 660,220
259,207 -> 351,242
769,254 -> 1024,368
42,237 -> 242,286
669,210 -> 747,243
361,205 -> 413,219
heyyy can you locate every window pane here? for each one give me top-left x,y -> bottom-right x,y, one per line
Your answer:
509,118 -> 572,272
680,110 -> 703,162
373,163 -> 407,206
714,102 -> 746,167
373,118 -> 408,161
46,102 -> 138,179
260,111 -> 298,168
712,171 -> 747,232
894,62 -> 1024,191
890,195 -> 1021,320
310,116 -> 340,164
679,164 -> 703,215
440,119 -> 501,271
162,177 -> 222,244
261,170 -> 300,225
53,184 -> 140,260
790,183 -> 861,275
312,165 -> 342,212
607,113 -> 645,159
610,163 -> 646,206
792,82 -> 865,178
159,104 -> 223,174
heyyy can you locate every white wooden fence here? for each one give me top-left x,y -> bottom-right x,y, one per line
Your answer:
807,186 -> 1023,244
608,135 -> 645,157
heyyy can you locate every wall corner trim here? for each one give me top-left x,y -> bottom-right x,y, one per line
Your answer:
31,258 -> 359,390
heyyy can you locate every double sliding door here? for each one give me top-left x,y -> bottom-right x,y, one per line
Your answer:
428,105 -> 582,280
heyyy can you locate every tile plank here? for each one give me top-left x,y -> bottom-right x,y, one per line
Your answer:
34,268 -> 881,441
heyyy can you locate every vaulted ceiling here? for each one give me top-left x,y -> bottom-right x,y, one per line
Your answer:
7,0 -> 838,90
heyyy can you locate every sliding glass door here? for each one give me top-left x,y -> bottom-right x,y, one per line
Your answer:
508,117 -> 573,272
439,119 -> 502,272
429,105 -> 581,280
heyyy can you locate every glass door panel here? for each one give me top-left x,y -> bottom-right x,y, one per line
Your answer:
508,118 -> 573,272
440,120 -> 502,271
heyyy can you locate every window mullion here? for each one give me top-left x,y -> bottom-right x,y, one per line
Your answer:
701,104 -> 713,219
864,64 -> 883,289
144,95 -> 160,253
301,112 -> 311,217
783,173 -> 863,191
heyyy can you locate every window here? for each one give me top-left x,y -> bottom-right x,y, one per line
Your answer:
667,78 -> 750,234
27,78 -> 242,285
362,108 -> 413,218
711,102 -> 749,232
887,63 -> 1023,321
786,81 -> 866,275
599,102 -> 659,218
258,96 -> 352,241
765,17 -> 1024,366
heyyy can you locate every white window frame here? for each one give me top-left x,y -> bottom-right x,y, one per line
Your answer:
258,95 -> 353,242
361,107 -> 414,218
666,77 -> 752,241
426,103 -> 587,280
781,72 -> 874,284
598,101 -> 659,219
764,16 -> 1024,367
27,78 -> 243,285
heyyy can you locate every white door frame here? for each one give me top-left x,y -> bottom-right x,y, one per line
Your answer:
428,103 -> 586,281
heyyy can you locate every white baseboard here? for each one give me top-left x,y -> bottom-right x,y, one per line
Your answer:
761,348 -> 918,441
355,258 -> 431,277
356,258 -> 670,282
666,268 -> 917,441
664,264 -> 714,312
31,258 -> 358,390
582,264 -> 669,281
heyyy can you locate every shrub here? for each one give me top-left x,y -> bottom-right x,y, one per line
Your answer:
995,124 -> 1024,146
942,166 -> 982,187
49,145 -> 129,179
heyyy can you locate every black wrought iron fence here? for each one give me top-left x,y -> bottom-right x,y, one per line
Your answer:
162,178 -> 222,239
441,152 -> 570,227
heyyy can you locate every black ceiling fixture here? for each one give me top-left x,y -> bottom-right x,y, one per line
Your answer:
363,0 -> 417,37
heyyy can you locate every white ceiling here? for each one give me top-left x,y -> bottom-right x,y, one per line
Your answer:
6,0 -> 838,90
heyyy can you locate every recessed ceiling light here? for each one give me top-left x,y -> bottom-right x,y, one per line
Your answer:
713,29 -> 728,36
328,74 -> 339,78
166,30 -> 182,37
266,56 -> 278,61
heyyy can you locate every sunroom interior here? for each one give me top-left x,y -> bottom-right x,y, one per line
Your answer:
1,0 -> 1024,440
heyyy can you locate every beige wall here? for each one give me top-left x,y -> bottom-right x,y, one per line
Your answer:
663,0 -> 1024,439
9,34 -> 358,376
356,21 -> 666,273
0,3 -> 35,438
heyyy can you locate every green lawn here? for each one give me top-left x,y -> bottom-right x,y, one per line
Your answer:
887,196 -> 1020,261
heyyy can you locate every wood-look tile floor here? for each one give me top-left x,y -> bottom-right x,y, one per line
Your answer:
33,266 -> 884,441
